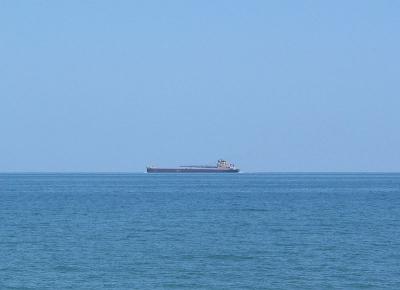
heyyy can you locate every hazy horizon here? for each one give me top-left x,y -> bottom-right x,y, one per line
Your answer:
1,171 -> 400,174
1,1 -> 399,172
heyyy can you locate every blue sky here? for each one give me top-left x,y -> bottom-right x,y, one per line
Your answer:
0,1 -> 399,172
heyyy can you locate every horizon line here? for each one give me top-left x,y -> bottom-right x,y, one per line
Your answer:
0,171 -> 400,174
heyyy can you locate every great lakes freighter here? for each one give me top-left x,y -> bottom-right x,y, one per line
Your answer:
146,159 -> 239,173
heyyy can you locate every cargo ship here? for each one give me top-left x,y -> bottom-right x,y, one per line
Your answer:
147,159 -> 239,173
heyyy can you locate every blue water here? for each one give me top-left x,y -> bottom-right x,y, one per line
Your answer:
1,173 -> 399,289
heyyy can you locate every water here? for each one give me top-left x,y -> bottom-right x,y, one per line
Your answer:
1,173 -> 399,289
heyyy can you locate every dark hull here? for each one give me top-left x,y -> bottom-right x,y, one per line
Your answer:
147,167 -> 239,173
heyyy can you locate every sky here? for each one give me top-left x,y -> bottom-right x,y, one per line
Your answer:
0,0 -> 399,172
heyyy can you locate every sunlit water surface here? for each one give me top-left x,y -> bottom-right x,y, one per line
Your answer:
1,173 -> 399,289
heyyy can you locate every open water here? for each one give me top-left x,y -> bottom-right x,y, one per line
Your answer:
1,173 -> 399,289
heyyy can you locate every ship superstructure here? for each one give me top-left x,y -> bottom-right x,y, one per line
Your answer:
146,159 -> 239,173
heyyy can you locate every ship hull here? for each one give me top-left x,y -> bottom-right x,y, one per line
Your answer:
147,167 -> 239,173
